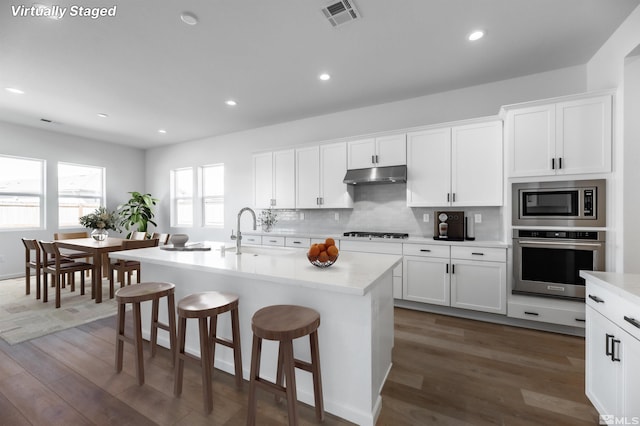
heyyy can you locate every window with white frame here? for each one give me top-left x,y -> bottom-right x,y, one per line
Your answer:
0,155 -> 45,229
58,162 -> 105,227
171,167 -> 193,226
201,163 -> 224,227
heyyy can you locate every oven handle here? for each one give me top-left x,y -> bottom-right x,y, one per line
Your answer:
516,240 -> 603,248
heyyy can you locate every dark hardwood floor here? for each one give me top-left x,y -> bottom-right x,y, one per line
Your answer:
0,307 -> 598,425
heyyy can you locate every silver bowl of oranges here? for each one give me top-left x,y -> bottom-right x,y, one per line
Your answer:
307,238 -> 339,268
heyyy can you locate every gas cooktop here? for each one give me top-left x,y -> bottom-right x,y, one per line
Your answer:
343,231 -> 409,239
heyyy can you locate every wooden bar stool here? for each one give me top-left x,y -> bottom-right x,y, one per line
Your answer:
247,305 -> 324,426
174,291 -> 243,414
115,281 -> 177,385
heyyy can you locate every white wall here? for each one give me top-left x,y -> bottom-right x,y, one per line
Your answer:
145,65 -> 587,244
0,121 -> 145,278
587,4 -> 640,272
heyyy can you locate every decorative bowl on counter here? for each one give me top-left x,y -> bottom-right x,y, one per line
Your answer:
307,252 -> 338,268
307,238 -> 339,268
170,233 -> 189,247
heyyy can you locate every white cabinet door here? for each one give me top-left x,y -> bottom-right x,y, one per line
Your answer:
622,331 -> 640,419
507,104 -> 556,177
586,306 -> 622,417
403,256 -> 450,306
273,149 -> 295,209
347,138 -> 375,169
451,121 -> 503,206
253,152 -> 274,208
295,146 -> 321,209
556,95 -> 612,175
320,142 -> 353,208
450,259 -> 507,314
406,128 -> 451,207
375,134 -> 406,167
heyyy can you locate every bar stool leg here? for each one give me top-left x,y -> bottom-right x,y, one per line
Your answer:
133,302 -> 145,385
199,317 -> 213,413
247,334 -> 262,426
167,293 -> 177,366
310,330 -> 324,421
281,340 -> 299,426
209,314 -> 218,369
150,298 -> 159,357
115,303 -> 126,373
174,316 -> 187,396
275,345 -> 285,403
231,306 -> 243,388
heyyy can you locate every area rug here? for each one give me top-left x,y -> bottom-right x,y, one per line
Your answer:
0,275 -> 118,345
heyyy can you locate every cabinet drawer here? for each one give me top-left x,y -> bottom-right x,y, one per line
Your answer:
402,244 -> 449,258
587,282 -> 640,341
508,302 -> 586,328
451,246 -> 506,262
340,240 -> 402,255
262,236 -> 285,246
285,237 -> 310,248
243,235 -> 262,245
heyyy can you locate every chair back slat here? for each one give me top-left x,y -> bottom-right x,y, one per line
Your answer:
151,233 -> 170,245
122,238 -> 159,250
54,231 -> 89,240
129,231 -> 147,240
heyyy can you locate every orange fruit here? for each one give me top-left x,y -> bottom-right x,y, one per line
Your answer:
317,243 -> 326,252
327,245 -> 339,257
318,251 -> 329,262
308,245 -> 320,258
325,237 -> 335,247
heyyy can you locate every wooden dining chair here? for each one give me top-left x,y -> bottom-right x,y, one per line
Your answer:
129,231 -> 148,240
151,232 -> 170,245
109,238 -> 160,298
54,231 -> 94,274
22,238 -> 42,298
39,241 -> 94,308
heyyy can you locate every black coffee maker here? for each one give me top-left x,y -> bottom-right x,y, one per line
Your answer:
433,211 -> 465,241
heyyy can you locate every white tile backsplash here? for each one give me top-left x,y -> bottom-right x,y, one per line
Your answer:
261,183 -> 504,241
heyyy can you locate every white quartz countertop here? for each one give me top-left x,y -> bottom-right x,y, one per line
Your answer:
580,271 -> 640,305
109,242 -> 402,296
245,231 -> 509,248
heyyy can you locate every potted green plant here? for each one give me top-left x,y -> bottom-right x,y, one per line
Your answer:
117,192 -> 158,238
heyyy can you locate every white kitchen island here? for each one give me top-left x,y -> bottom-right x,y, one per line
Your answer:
109,243 -> 402,426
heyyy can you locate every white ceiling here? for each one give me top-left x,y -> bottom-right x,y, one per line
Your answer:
1,0 -> 638,149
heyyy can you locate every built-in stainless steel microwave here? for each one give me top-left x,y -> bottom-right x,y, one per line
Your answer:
512,179 -> 606,227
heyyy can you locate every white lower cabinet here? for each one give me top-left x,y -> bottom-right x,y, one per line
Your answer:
585,279 -> 640,421
403,244 -> 507,314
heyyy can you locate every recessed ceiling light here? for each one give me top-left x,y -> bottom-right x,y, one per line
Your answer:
97,113 -> 108,118
180,12 -> 198,25
5,87 -> 25,94
319,73 -> 331,81
158,129 -> 167,134
225,100 -> 237,106
468,30 -> 485,41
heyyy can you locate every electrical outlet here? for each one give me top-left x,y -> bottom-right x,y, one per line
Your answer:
423,213 -> 429,222
299,212 -> 305,220
474,214 -> 482,223
334,212 -> 340,221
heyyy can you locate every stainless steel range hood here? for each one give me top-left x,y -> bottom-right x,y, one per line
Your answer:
343,165 -> 407,185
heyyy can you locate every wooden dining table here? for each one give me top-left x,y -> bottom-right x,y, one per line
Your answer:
55,237 -> 126,303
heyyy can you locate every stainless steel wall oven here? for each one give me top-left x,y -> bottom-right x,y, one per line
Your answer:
512,229 -> 605,300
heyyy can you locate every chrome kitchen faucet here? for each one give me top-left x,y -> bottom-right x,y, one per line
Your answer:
230,207 -> 257,254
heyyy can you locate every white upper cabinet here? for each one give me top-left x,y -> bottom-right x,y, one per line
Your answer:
506,94 -> 612,177
451,121 -> 503,206
407,120 -> 503,207
253,149 -> 295,209
296,142 -> 353,209
347,134 -> 406,169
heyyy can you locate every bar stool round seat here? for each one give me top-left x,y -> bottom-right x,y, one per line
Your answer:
174,291 -> 243,414
115,281 -> 177,386
248,304 -> 324,426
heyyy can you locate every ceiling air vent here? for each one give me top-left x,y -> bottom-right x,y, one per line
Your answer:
321,0 -> 360,27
